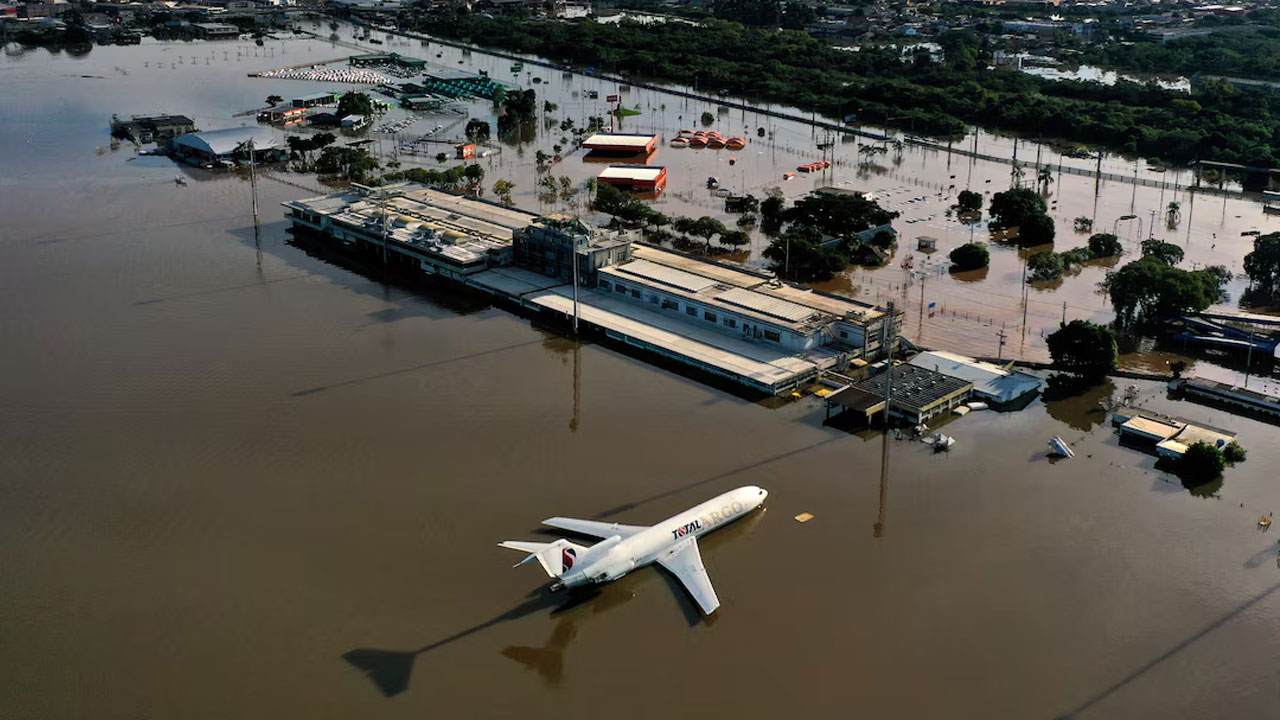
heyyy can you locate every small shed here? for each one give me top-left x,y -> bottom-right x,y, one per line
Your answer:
456,142 -> 476,159
917,236 -> 938,252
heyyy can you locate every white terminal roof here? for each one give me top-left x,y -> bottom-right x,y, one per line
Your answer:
583,133 -> 657,148
598,165 -> 665,182
602,245 -> 886,334
717,287 -> 815,323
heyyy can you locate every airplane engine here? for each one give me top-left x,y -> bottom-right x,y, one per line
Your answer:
592,558 -> 636,583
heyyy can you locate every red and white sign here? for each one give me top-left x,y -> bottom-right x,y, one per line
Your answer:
606,94 -> 620,102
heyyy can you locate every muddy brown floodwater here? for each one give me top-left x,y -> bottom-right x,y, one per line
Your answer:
3,32 -> 1279,720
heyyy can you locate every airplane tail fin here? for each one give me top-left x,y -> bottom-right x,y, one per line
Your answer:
498,539 -> 588,578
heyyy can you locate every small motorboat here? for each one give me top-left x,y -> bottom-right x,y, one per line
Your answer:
782,171 -> 795,180
1048,436 -> 1074,458
931,433 -> 955,451
670,137 -> 689,147
706,176 -> 720,189
707,137 -> 726,149
728,156 -> 737,165
174,175 -> 187,186
1259,515 -> 1272,531
688,137 -> 706,148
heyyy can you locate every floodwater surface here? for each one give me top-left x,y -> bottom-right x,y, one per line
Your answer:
2,34 -> 1279,720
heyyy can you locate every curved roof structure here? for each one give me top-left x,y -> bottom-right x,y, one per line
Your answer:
172,127 -> 278,157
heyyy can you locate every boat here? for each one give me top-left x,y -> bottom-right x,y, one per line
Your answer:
1258,515 -> 1271,530
725,137 -> 746,150
174,175 -> 187,186
706,176 -> 719,188
728,156 -> 737,165
1048,436 -> 1074,458
782,171 -> 795,180
688,137 -> 706,148
931,433 -> 955,451
670,137 -> 689,147
707,137 -> 726,149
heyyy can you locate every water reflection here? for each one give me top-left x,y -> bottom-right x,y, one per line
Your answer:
1041,376 -> 1115,433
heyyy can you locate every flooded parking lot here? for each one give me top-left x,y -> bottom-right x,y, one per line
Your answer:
2,29 -> 1279,719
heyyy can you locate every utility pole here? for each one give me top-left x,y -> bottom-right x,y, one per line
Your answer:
248,138 -> 261,271
1062,301 -> 1067,325
997,329 -> 1008,361
881,301 -> 896,429
380,186 -> 388,266
571,230 -> 580,335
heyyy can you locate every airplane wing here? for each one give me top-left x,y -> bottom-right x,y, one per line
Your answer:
657,538 -> 720,615
542,517 -> 647,539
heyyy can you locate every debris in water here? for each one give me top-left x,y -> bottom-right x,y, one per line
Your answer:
794,513 -> 814,523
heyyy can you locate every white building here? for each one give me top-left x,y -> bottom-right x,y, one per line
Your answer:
906,350 -> 1041,405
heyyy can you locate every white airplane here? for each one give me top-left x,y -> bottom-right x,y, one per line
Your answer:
499,486 -> 768,615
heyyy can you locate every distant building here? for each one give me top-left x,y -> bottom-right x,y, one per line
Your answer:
456,142 -> 476,159
906,351 -> 1041,406
292,92 -> 339,108
596,164 -> 668,193
190,22 -> 240,39
582,132 -> 659,156
1111,406 -> 1237,459
110,114 -> 197,144
852,364 -> 973,424
171,126 -> 279,164
18,2 -> 64,18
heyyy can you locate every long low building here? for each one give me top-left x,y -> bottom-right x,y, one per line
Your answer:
171,126 -> 279,165
283,184 -> 898,394
597,165 -> 667,192
850,364 -> 973,424
284,184 -> 538,279
1112,406 -> 1237,459
582,132 -> 659,155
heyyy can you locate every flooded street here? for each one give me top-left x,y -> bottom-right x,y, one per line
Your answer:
3,33 -> 1280,719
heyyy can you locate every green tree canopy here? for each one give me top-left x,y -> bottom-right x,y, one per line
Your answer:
337,91 -> 375,118
1243,232 -> 1280,304
1088,233 -> 1122,258
1046,320 -> 1117,379
988,187 -> 1047,231
1180,442 -> 1225,483
956,190 -> 983,214
465,119 -> 491,142
763,225 -> 847,282
949,241 -> 989,270
781,192 -> 899,238
1104,258 -> 1222,327
1141,238 -> 1185,266
1028,250 -> 1065,282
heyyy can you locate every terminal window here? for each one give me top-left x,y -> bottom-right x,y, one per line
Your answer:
631,289 -> 642,299
724,318 -> 737,329
616,283 -> 627,293
764,330 -> 781,342
686,306 -> 697,316
704,311 -> 717,323
839,330 -> 848,339
661,298 -> 678,310
599,280 -> 611,291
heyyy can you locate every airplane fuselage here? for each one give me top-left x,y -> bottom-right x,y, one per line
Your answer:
556,486 -> 767,590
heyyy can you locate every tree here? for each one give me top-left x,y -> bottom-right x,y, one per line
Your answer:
337,91 -> 375,118
949,242 -> 989,270
720,230 -> 751,248
1046,320 -> 1117,379
1179,442 -> 1225,482
988,187 -> 1047,231
761,194 -> 786,233
1104,258 -> 1222,327
266,94 -> 283,106
1028,251 -> 1065,282
1166,201 -> 1181,229
1019,212 -> 1057,247
1223,441 -> 1247,465
956,190 -> 982,214
1088,233 -> 1122,258
315,146 -> 378,181
700,111 -> 714,126
1141,238 -> 1185,266
763,225 -> 847,282
463,163 -> 485,191
781,192 -> 898,238
692,216 -> 729,254
465,119 -> 491,143
492,179 -> 515,206
1074,216 -> 1094,232
1243,232 -> 1280,304
1037,166 -> 1054,193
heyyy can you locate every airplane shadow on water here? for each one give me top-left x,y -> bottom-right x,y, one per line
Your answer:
342,508 -> 763,697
